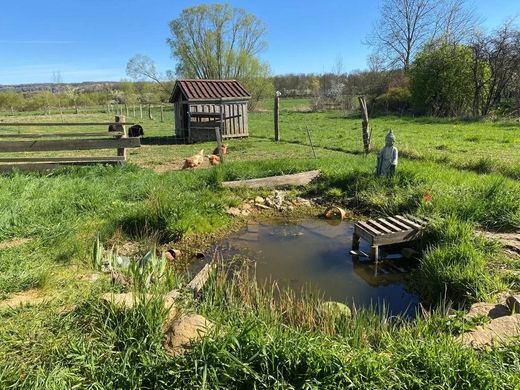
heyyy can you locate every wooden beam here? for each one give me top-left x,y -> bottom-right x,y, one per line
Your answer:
0,138 -> 140,153
0,132 -> 123,139
0,122 -> 136,127
0,156 -> 126,163
187,263 -> 215,295
0,159 -> 124,173
222,170 -> 321,189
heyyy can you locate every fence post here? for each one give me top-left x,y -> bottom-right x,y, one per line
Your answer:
274,91 -> 281,141
160,105 -> 164,122
114,115 -> 127,160
139,104 -> 143,120
148,104 -> 153,120
358,96 -> 371,154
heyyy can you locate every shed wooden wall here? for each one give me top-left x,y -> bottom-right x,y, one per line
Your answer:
174,99 -> 249,143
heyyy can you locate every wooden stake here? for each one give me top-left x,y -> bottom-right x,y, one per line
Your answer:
115,115 -> 127,159
160,105 -> 164,122
358,96 -> 371,154
148,104 -> 153,120
305,126 -> 317,158
139,104 -> 143,120
274,92 -> 280,141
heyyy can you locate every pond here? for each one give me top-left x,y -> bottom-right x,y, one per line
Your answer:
201,219 -> 420,317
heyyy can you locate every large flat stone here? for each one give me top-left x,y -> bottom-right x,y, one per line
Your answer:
464,302 -> 510,321
457,314 -> 520,348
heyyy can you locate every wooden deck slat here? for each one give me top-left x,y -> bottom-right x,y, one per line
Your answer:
377,218 -> 402,232
367,219 -> 392,234
395,215 -> 422,229
357,221 -> 383,236
386,216 -> 413,231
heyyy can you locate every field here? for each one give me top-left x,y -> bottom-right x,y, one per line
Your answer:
0,99 -> 519,388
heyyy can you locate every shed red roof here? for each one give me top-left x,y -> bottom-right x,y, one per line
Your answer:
170,79 -> 251,102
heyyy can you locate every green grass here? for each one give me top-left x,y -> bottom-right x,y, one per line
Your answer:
0,105 -> 519,387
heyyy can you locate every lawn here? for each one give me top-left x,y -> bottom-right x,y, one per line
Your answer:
0,103 -> 519,388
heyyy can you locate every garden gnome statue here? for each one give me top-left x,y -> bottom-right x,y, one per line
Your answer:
376,130 -> 398,177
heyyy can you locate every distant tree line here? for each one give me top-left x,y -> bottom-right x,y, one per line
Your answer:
0,82 -> 170,114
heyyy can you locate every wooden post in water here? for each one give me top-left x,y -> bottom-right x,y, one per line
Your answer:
114,115 -> 127,160
274,91 -> 281,141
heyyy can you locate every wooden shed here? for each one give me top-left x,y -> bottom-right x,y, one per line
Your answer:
169,79 -> 250,143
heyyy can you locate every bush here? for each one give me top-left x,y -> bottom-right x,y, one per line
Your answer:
374,87 -> 412,114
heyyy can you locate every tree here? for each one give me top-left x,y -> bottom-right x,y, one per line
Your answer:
410,43 -> 476,116
126,55 -> 172,96
366,0 -> 477,70
167,3 -> 271,106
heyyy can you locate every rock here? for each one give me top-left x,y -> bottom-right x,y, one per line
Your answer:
506,295 -> 520,313
241,203 -> 253,211
293,197 -> 313,207
457,314 -> 520,348
255,203 -> 271,210
320,301 -> 352,318
165,249 -> 181,261
323,206 -> 346,220
464,302 -> 510,321
0,289 -> 47,310
101,291 -> 179,317
163,314 -> 213,356
401,247 -> 419,259
254,196 -> 265,205
225,207 -> 242,216
111,271 -> 130,288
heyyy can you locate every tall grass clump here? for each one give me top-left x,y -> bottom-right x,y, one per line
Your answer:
411,216 -> 503,305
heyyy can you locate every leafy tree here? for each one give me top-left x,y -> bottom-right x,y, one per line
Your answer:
167,3 -> 271,106
410,43 -> 478,116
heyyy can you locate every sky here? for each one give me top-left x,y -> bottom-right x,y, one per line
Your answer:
0,0 -> 518,85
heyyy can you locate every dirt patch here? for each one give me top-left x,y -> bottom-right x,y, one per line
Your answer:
0,237 -> 32,250
0,289 -> 47,310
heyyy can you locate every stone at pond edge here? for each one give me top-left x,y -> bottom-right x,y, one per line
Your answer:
225,207 -> 242,216
254,196 -> 265,205
323,206 -> 346,220
464,302 -> 511,321
457,314 -> 520,348
163,313 -> 214,356
506,295 -> 520,313
320,301 -> 352,318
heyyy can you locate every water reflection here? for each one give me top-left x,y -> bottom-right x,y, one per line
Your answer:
216,219 -> 419,317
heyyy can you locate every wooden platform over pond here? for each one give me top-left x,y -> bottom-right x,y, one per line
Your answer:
351,214 -> 429,261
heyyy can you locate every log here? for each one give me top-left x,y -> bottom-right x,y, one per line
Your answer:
222,170 -> 321,189
187,263 -> 215,294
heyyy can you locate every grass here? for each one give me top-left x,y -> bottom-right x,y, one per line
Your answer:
0,103 -> 519,387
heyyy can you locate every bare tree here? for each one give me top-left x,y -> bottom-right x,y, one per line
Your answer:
366,0 -> 477,70
126,55 -> 171,95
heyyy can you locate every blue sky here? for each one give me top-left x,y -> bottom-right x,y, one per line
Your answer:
0,0 -> 518,84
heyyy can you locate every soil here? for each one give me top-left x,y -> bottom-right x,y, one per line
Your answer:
0,237 -> 32,250
0,289 -> 46,310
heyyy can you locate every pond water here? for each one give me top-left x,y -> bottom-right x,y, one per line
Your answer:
209,219 -> 419,317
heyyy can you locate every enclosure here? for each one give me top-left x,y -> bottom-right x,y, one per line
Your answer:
169,79 -> 250,143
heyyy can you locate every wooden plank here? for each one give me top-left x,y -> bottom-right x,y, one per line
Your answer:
0,132 -> 123,139
187,263 -> 215,295
0,156 -> 126,163
395,215 -> 422,230
357,221 -> 383,236
353,224 -> 375,245
0,138 -> 140,153
377,218 -> 403,232
0,160 -> 124,173
367,219 -> 393,234
386,216 -> 413,231
189,112 -> 221,118
372,229 -> 422,246
0,122 -> 136,127
222,170 -> 321,189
